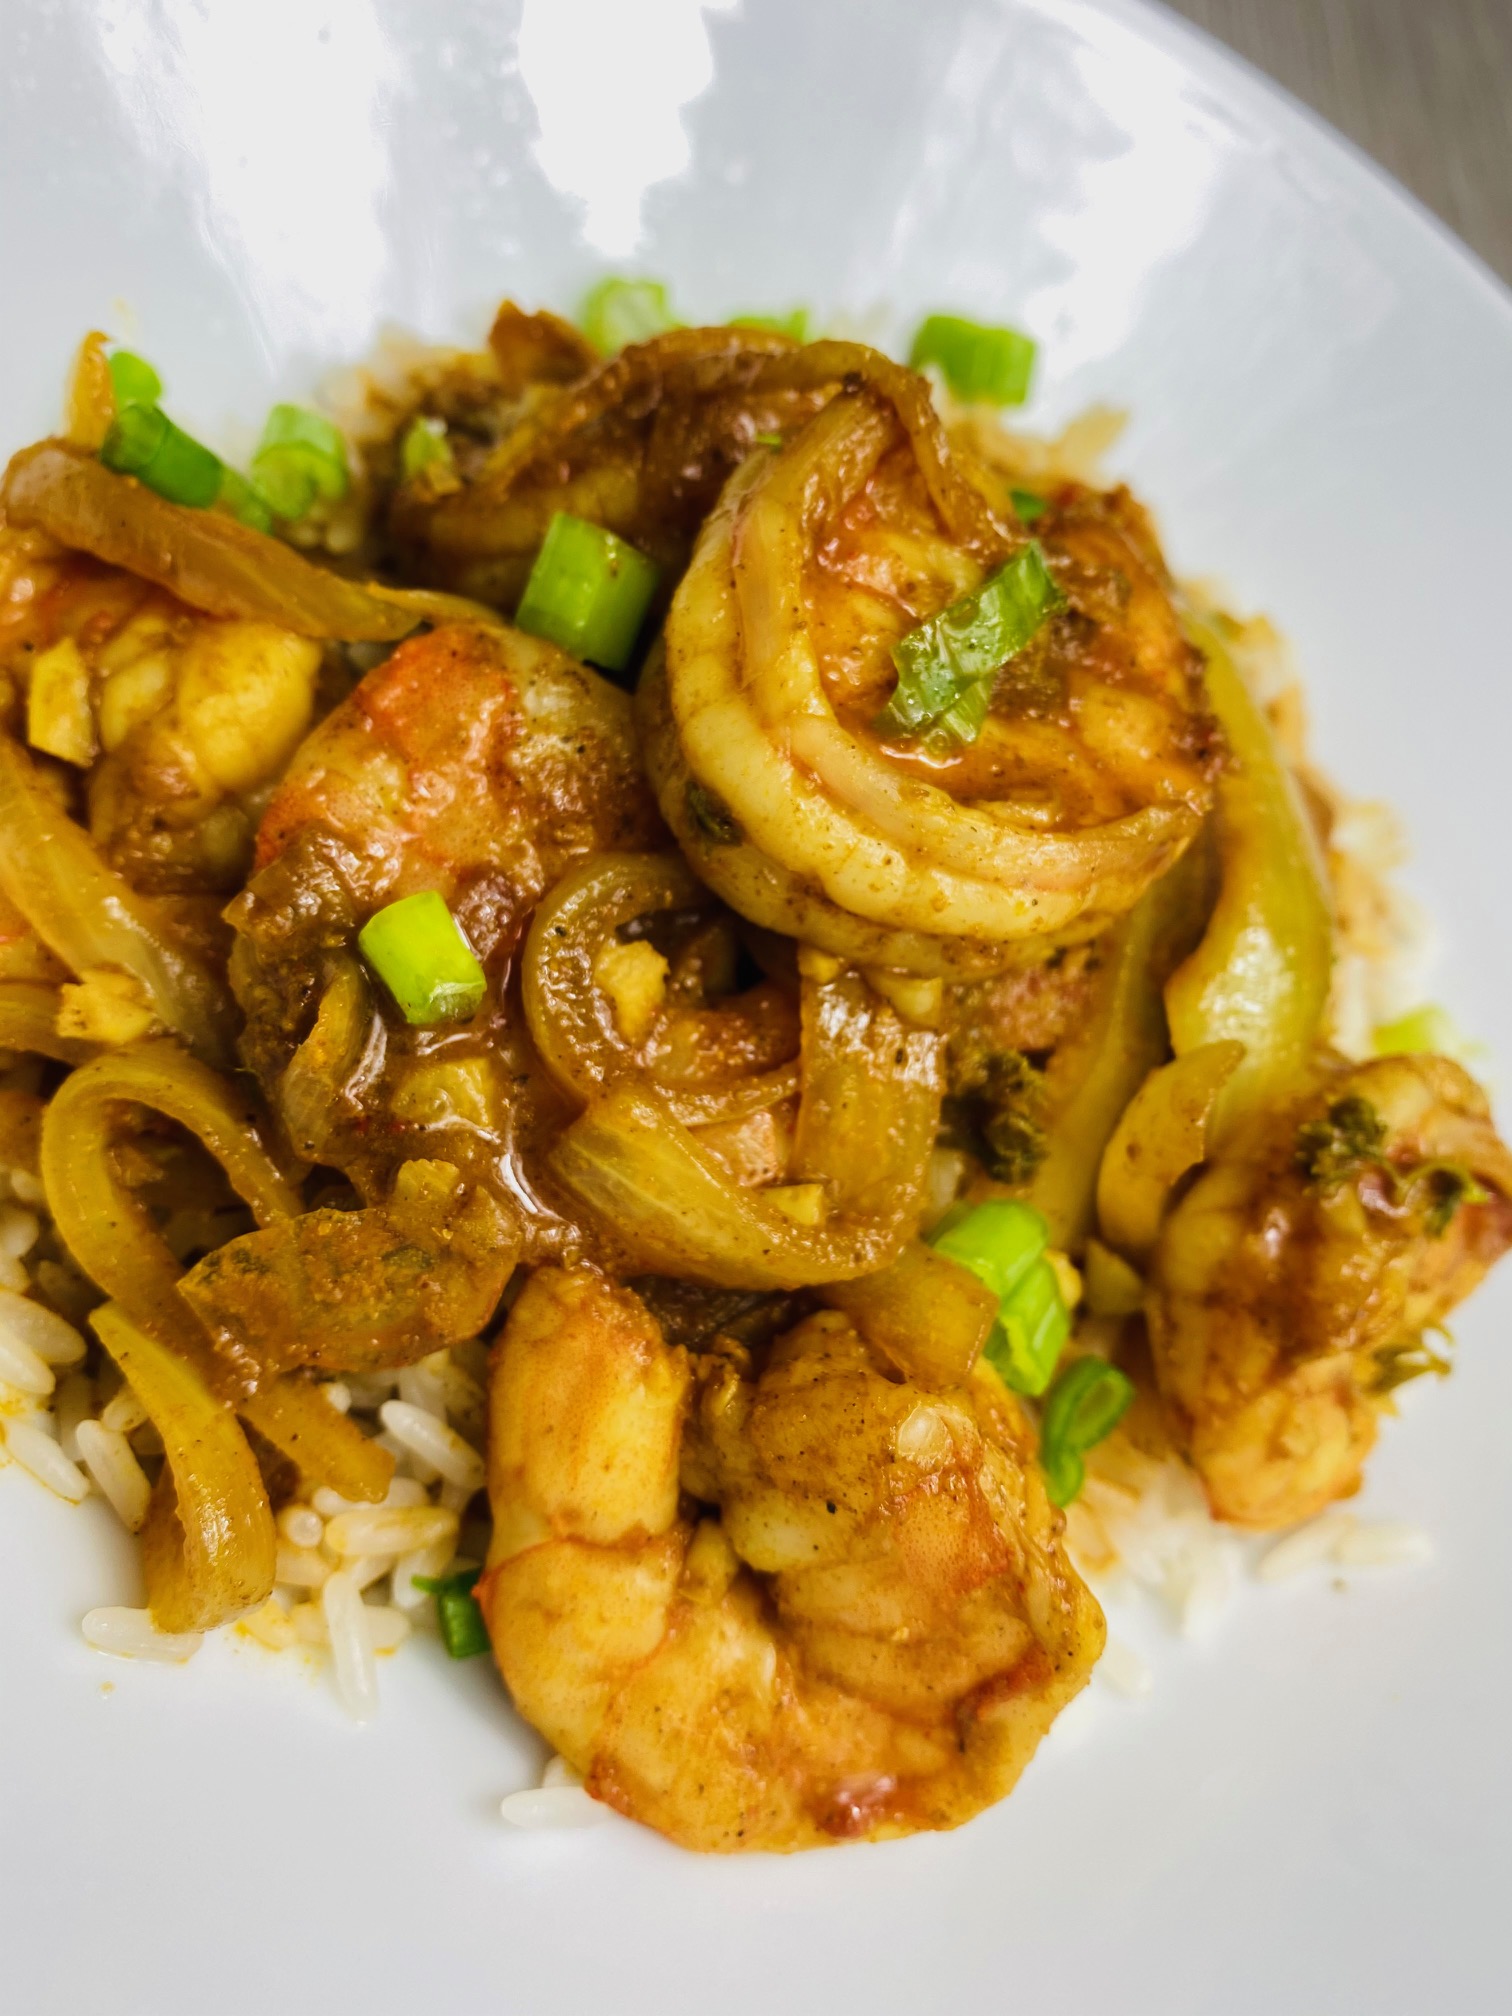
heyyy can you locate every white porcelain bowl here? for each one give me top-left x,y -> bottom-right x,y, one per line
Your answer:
2,3 -> 1510,2010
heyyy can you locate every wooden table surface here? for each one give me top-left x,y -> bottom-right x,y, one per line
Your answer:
1163,0 -> 1512,285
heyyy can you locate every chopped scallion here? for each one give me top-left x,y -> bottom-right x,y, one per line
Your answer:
909,313 -> 1036,405
929,1200 -> 1070,1396
875,541 -> 1063,748
251,403 -> 350,521
1037,1357 -> 1135,1505
399,413 -> 455,482
358,890 -> 487,1025
983,1256 -> 1069,1397
1010,488 -> 1047,522
412,1568 -> 489,1660
929,1198 -> 1049,1304
107,349 -> 162,409
215,466 -> 274,534
100,403 -> 224,509
732,308 -> 811,341
514,511 -> 660,674
1371,1004 -> 1464,1058
580,276 -> 678,353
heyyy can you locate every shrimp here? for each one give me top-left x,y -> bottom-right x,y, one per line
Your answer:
0,532 -> 322,893
230,621 -> 664,1235
481,1264 -> 1103,1852
1148,1051 -> 1512,1528
642,383 -> 1217,976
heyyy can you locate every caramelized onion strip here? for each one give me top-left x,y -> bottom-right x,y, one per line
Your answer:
39,1042 -> 393,1502
0,733 -> 237,1065
523,852 -> 799,1125
550,973 -> 941,1288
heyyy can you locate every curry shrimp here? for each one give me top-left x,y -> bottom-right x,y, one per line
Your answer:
1148,1051 -> 1512,1528
482,1264 -> 1103,1852
1,297 -> 1507,1856
641,378 -> 1216,975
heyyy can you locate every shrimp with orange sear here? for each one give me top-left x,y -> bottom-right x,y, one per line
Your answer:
481,1264 -> 1103,1852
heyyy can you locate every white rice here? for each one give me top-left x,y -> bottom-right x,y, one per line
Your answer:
52,1370 -> 94,1460
392,1535 -> 456,1613
99,1383 -> 147,1435
277,1503 -> 325,1550
82,1607 -> 202,1663
1257,1512 -> 1433,1581
321,1568 -> 379,1722
74,1419 -> 151,1532
396,1359 -> 448,1419
323,1504 -> 458,1559
1097,1638 -> 1154,1699
378,1398 -> 485,1491
275,1542 -> 331,1589
1333,1520 -> 1433,1569
290,1597 -> 410,1654
500,1784 -> 609,1831
0,1330 -> 55,1396
2,1415 -> 89,1500
0,1205 -> 40,1260
0,1289 -> 86,1365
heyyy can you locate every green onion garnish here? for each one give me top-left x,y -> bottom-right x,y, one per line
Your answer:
984,1257 -> 1070,1398
1036,1357 -> 1135,1506
399,414 -> 455,482
514,511 -> 660,674
100,403 -> 224,509
412,1568 -> 489,1660
752,431 -> 784,450
251,403 -> 350,522
876,540 -> 1063,749
732,308 -> 811,342
909,313 -> 1036,405
357,891 -> 487,1025
1371,1004 -> 1460,1058
579,276 -> 678,353
215,466 -> 274,534
928,1199 -> 1070,1396
107,349 -> 162,409
930,1197 -> 1048,1302
1010,488 -> 1047,522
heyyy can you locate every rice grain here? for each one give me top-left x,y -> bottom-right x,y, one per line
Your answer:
75,1420 -> 151,1531
52,1370 -> 93,1459
324,1503 -> 458,1559
1098,1638 -> 1154,1699
100,1384 -> 148,1435
82,1606 -> 202,1662
0,1330 -> 55,1396
322,1568 -> 379,1721
0,1291 -> 86,1366
1333,1520 -> 1433,1569
500,1785 -> 609,1830
1257,1512 -> 1358,1583
3,1416 -> 89,1499
278,1503 -> 325,1550
379,1399 -> 485,1491
393,1535 -> 456,1613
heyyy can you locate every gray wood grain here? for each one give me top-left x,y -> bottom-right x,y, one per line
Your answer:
1163,0 -> 1512,284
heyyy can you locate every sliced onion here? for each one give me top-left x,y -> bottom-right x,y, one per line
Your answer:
39,1041 -> 394,1503
0,982 -> 94,1064
550,973 -> 941,1288
92,1301 -> 276,1632
522,851 -> 799,1124
0,441 -> 420,641
0,733 -> 236,1064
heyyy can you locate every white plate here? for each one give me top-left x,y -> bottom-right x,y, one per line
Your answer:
3,2 -> 1510,2009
